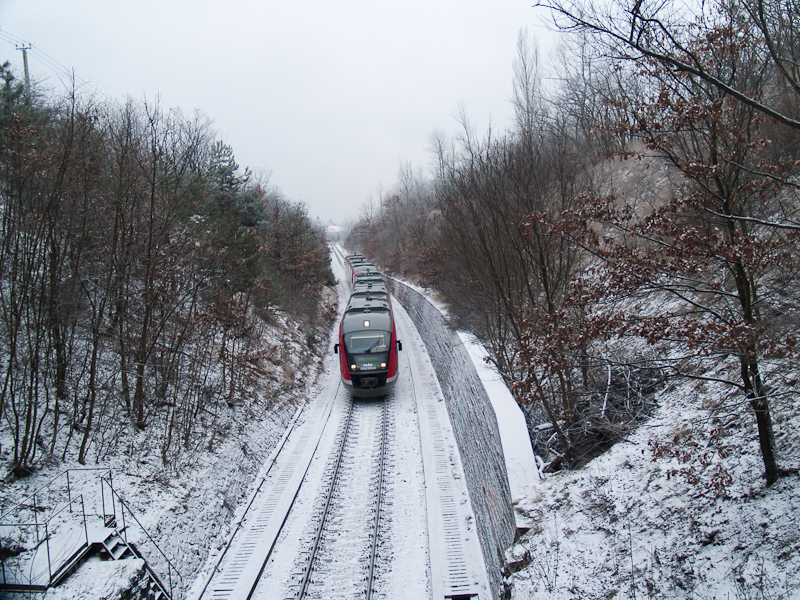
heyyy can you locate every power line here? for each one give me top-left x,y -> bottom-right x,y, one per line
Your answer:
0,28 -> 98,93
0,29 -> 71,78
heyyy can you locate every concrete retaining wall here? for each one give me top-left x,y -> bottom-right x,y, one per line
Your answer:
387,278 -> 514,599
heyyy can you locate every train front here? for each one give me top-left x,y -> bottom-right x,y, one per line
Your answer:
335,300 -> 400,398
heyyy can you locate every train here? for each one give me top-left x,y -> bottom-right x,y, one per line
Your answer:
335,254 -> 402,397
346,255 -> 381,288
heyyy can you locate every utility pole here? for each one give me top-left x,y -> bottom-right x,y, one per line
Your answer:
16,44 -> 31,99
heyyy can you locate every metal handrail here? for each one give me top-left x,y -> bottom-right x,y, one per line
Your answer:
1,468 -> 111,522
66,468 -> 113,515
2,467 -> 177,597
99,474 -> 182,597
0,492 -> 88,588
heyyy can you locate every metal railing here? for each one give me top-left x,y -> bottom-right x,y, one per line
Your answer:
1,496 -> 89,588
1,468 -> 181,598
0,469 -> 105,589
99,472 -> 182,598
0,468 -> 113,524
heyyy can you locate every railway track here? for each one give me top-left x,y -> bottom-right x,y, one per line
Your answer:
293,397 -> 389,599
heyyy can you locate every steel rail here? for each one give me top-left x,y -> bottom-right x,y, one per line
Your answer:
295,399 -> 355,599
366,399 -> 388,600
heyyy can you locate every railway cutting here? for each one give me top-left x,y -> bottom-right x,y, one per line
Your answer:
190,249 -> 490,600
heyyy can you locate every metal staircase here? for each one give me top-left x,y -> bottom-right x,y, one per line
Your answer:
101,530 -> 135,562
0,469 -> 179,599
97,528 -> 170,600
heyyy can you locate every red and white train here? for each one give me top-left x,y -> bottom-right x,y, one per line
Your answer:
335,254 -> 402,397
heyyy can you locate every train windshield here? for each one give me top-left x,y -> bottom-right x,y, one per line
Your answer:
343,331 -> 391,372
344,331 -> 390,354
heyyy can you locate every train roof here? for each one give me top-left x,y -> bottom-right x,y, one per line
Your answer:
345,295 -> 391,313
353,264 -> 377,273
349,289 -> 389,301
341,306 -> 392,334
341,289 -> 394,335
352,280 -> 388,294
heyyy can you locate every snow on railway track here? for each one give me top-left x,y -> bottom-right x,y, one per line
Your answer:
187,378 -> 344,600
393,300 -> 491,600
291,397 -> 388,599
247,359 -> 430,600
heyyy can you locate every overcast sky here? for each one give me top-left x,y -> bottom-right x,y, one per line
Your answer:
0,1 -> 554,225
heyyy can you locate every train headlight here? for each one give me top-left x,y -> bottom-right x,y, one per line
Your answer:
350,364 -> 357,371
381,362 -> 387,369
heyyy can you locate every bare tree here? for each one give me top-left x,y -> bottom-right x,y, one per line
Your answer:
533,0 -> 800,484
535,0 -> 800,131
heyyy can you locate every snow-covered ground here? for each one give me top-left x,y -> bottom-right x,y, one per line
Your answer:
0,306 -> 331,599
505,361 -> 800,599
378,275 -> 800,599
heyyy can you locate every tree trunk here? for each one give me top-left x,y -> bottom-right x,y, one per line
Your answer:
78,331 -> 100,464
741,357 -> 778,485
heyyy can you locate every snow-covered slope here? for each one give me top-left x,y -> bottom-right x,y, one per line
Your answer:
505,361 -> 800,599
0,298 -> 336,599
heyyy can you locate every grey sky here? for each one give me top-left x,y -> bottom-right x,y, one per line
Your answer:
0,1 -> 551,225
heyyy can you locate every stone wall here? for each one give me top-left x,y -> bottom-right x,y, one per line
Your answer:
387,278 -> 514,599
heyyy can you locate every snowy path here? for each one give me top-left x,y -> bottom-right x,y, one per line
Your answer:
393,300 -> 491,600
